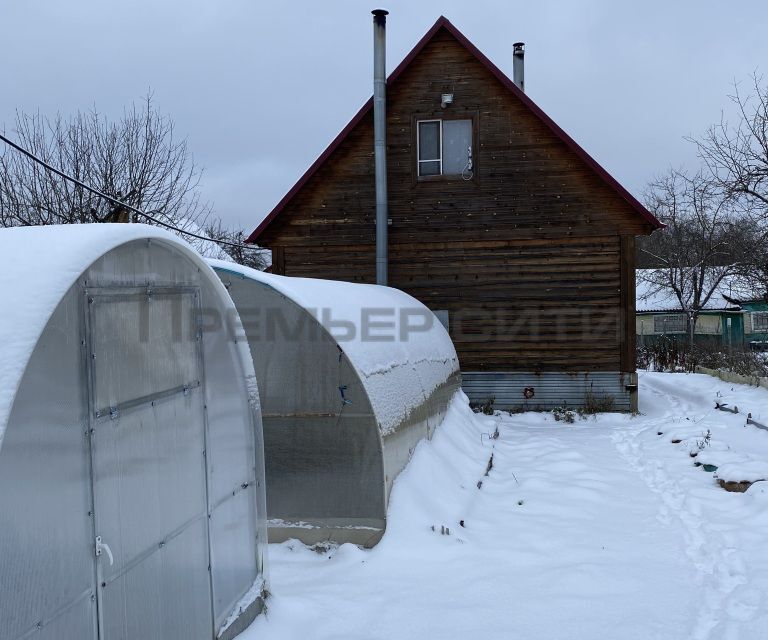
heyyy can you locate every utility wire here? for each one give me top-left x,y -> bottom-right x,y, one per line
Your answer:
0,132 -> 259,251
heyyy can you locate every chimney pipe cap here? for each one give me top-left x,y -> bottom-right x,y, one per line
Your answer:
372,8 -> 389,19
513,42 -> 525,54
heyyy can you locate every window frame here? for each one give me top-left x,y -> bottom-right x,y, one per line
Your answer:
416,119 -> 442,177
653,313 -> 687,334
752,311 -> 768,332
412,112 -> 479,184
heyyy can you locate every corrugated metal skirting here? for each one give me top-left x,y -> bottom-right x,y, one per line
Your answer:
462,371 -> 636,412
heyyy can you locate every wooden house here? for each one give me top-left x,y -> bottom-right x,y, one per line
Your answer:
742,299 -> 768,351
246,16 -> 663,411
636,273 -> 768,351
636,271 -> 745,348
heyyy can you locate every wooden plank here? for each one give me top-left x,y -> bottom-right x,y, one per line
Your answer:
272,246 -> 285,275
619,235 -> 636,373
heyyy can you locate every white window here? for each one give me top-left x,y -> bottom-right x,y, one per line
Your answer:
417,119 -> 473,178
752,312 -> 768,332
653,314 -> 687,334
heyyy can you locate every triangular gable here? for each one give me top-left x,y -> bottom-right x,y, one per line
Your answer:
246,16 -> 662,243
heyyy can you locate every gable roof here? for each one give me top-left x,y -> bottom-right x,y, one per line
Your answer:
246,16 -> 663,244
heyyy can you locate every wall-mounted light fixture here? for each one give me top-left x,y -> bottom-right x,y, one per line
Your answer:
441,93 -> 454,109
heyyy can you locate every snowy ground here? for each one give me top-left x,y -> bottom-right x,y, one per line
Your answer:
242,372 -> 768,640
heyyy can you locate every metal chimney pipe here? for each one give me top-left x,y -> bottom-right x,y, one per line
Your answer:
513,42 -> 525,92
372,8 -> 389,286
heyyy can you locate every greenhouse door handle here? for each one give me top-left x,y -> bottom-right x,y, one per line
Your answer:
95,536 -> 114,566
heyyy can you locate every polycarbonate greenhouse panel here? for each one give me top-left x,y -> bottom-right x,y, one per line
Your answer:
98,518 -> 212,640
0,284 -> 96,640
211,259 -> 460,547
263,414 -> 385,524
90,397 -> 209,572
32,599 -> 95,640
209,485 -> 260,622
0,225 -> 268,640
88,289 -> 200,414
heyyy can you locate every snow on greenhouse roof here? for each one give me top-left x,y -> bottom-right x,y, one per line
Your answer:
208,259 -> 460,436
0,224 -> 219,451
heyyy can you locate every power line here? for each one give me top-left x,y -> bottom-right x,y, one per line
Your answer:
0,132 -> 260,252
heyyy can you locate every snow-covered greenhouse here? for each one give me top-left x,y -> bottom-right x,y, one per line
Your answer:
0,225 -> 268,640
211,260 -> 461,547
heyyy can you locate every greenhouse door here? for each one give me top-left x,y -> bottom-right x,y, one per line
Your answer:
85,287 -> 213,640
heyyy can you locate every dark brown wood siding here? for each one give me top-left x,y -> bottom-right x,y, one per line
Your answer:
280,236 -> 622,371
259,27 -> 649,373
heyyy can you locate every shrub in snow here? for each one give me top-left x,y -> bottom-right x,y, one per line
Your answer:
696,430 -> 712,451
638,337 -> 768,377
552,406 -> 575,423
471,396 -> 496,415
578,390 -> 615,417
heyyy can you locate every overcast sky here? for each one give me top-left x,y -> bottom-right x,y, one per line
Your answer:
2,0 -> 767,233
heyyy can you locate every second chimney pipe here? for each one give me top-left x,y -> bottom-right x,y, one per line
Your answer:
372,9 -> 388,286
513,42 -> 525,92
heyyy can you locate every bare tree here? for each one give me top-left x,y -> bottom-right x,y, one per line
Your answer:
694,74 -> 768,218
0,95 -> 267,267
639,76 -> 768,344
726,216 -> 768,300
682,74 -> 768,302
638,170 -> 745,348
202,219 -> 269,270
0,96 -> 212,230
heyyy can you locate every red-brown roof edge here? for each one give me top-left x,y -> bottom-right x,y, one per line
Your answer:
246,16 -> 662,243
